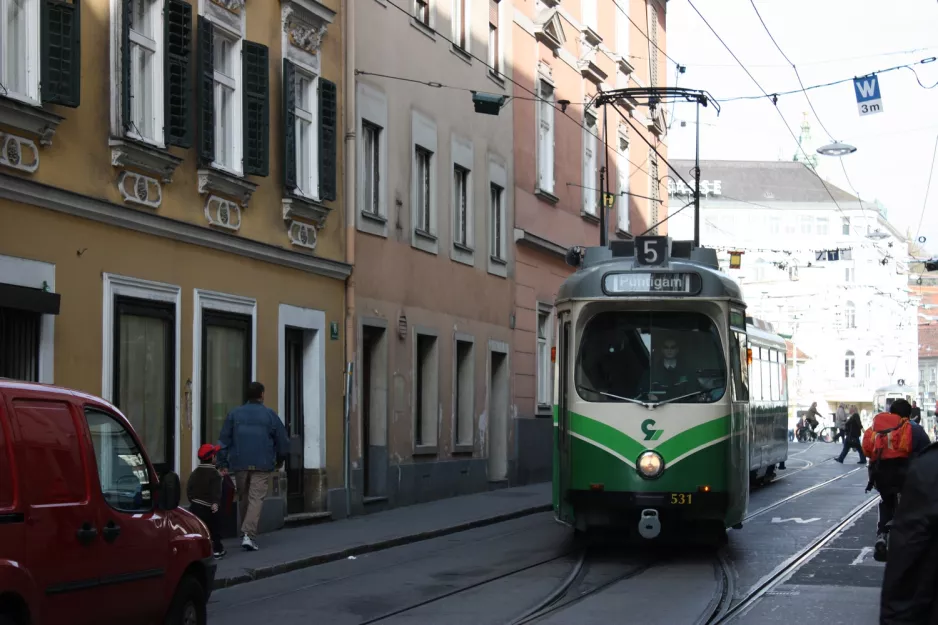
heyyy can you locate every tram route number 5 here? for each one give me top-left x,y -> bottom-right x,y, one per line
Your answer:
636,236 -> 669,267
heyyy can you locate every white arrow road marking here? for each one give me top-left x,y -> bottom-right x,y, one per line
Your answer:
771,516 -> 821,524
852,546 -> 873,565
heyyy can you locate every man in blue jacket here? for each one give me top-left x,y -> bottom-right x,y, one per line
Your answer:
217,381 -> 290,551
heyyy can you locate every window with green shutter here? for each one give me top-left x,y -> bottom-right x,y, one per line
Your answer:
282,59 -> 297,194
164,0 -> 192,147
242,40 -> 269,177
318,78 -> 337,202
41,0 -> 81,108
196,16 -> 214,166
120,0 -> 132,130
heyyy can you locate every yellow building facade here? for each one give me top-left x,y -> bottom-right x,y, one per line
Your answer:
0,0 -> 349,528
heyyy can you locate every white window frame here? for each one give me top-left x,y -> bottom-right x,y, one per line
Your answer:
0,0 -> 41,105
0,254 -> 54,383
412,110 -> 439,254
451,134 -> 474,260
211,26 -> 243,176
357,83 -> 389,237
100,273 -> 182,475
845,301 -> 856,329
293,66 -> 320,201
536,304 -> 553,410
536,77 -> 555,195
614,0 -> 629,58
413,0 -> 433,27
452,332 -> 475,450
845,350 -> 856,379
816,216 -> 829,236
191,288 -> 257,471
487,0 -> 502,73
452,0 -> 470,51
616,129 -> 630,233
581,0 -> 597,32
413,328 -> 440,450
488,157 -> 508,277
277,304 -> 326,470
582,111 -> 599,217
125,0 -> 165,146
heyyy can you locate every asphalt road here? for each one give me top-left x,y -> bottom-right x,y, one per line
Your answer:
208,441 -> 881,625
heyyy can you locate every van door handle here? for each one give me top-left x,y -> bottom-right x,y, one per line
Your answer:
76,522 -> 97,545
102,521 -> 121,543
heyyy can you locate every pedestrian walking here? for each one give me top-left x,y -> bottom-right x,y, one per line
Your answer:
187,443 -> 226,558
835,403 -> 847,443
834,405 -> 866,465
910,400 -> 922,425
879,439 -> 938,624
217,381 -> 290,552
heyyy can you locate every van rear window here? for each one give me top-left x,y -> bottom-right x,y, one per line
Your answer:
10,400 -> 88,505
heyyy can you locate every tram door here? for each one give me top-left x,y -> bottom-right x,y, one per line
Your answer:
556,313 -> 575,525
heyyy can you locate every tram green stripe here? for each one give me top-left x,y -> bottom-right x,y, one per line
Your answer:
567,412 -> 733,466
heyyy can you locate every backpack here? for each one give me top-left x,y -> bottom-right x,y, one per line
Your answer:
862,412 -> 913,463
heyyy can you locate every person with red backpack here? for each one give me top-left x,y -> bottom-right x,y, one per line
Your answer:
862,398 -> 930,562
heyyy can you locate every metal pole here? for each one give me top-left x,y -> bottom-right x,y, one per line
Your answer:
343,361 -> 353,517
600,103 -> 609,247
694,99 -> 701,247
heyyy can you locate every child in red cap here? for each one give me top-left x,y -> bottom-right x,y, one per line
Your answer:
188,443 -> 225,558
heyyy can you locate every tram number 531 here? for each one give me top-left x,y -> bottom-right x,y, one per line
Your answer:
670,493 -> 693,505
635,236 -> 669,266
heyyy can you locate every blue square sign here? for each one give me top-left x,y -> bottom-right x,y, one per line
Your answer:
853,76 -> 883,116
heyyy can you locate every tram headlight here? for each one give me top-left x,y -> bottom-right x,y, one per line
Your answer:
637,451 -> 664,479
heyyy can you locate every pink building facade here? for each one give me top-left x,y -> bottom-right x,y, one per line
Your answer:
509,0 -> 669,483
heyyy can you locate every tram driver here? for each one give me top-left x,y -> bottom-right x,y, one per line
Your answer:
649,332 -> 724,403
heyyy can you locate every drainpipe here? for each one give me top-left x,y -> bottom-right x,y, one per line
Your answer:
342,0 -> 356,519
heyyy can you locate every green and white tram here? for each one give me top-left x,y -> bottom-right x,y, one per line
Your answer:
552,237 -> 786,542
745,318 -> 789,484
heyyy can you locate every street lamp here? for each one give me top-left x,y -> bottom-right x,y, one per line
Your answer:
817,141 -> 857,156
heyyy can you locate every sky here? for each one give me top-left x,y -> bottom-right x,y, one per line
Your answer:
663,0 -> 938,255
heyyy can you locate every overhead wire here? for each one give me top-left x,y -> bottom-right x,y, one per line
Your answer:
915,134 -> 938,242
610,0 -> 682,69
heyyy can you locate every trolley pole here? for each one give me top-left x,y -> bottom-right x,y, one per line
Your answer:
600,102 -> 609,247
693,100 -> 701,248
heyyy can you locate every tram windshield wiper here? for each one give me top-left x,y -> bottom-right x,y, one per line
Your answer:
578,385 -> 654,408
648,390 -> 707,408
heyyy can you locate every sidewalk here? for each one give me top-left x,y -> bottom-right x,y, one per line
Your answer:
213,482 -> 553,589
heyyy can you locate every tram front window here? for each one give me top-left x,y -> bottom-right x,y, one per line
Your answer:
575,310 -> 727,404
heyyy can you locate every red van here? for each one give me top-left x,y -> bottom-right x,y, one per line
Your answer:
0,380 -> 215,625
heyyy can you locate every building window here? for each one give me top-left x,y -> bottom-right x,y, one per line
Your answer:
845,301 -> 856,328
454,164 -> 470,247
842,217 -> 851,235
615,0 -> 629,57
212,31 -> 239,172
202,310 -> 251,446
454,338 -> 474,447
415,145 -> 433,234
362,120 -> 381,215
126,0 -> 163,144
770,216 -> 780,235
816,216 -> 829,236
491,182 -> 504,260
453,0 -> 468,49
845,350 -> 856,378
414,0 -> 430,25
415,333 -> 439,448
800,215 -> 812,235
113,296 -> 175,478
616,132 -> 630,232
537,307 -> 552,408
845,266 -> 855,282
582,0 -> 597,31
293,69 -> 319,199
1,0 -> 40,103
582,112 -> 598,216
0,307 -> 40,381
488,0 -> 500,72
536,79 -> 555,194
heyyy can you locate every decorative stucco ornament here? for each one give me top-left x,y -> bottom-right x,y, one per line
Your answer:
286,15 -> 328,55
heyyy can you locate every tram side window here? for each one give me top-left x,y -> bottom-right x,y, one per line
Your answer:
575,310 -> 727,404
769,350 -> 780,401
750,346 -> 762,401
760,348 -> 771,400
731,330 -> 749,402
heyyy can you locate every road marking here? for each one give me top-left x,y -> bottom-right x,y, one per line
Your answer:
851,546 -> 873,565
771,517 -> 821,524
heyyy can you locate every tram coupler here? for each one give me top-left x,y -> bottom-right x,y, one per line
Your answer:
638,509 -> 661,539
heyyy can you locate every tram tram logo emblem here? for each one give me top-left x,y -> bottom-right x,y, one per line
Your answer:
641,419 -> 664,441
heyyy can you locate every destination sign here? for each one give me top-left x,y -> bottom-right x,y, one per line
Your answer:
603,272 -> 694,294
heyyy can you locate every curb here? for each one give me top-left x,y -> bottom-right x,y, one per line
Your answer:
213,503 -> 553,590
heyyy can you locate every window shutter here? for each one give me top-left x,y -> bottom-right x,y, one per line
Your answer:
318,78 -> 337,202
282,60 -> 297,194
196,16 -> 214,166
242,40 -> 269,177
120,0 -> 132,128
164,0 -> 193,147
40,0 -> 81,108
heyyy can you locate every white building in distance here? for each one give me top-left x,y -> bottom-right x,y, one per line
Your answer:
666,159 -> 918,413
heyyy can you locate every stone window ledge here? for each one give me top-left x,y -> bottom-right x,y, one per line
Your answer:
0,96 -> 64,146
282,194 -> 333,228
110,138 -> 183,183
581,210 -> 600,224
197,168 -> 258,207
535,189 -> 560,205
